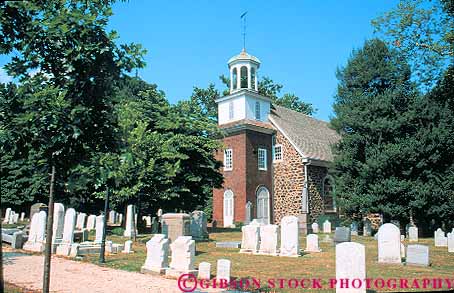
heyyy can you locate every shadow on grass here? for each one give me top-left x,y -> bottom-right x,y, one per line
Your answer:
209,227 -> 242,233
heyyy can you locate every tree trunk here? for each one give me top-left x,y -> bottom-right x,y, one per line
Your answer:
99,185 -> 109,263
43,164 -> 56,293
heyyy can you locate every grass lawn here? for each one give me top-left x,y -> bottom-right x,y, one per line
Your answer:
77,228 -> 454,292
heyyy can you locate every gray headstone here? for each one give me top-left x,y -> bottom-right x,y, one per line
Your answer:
406,244 -> 429,266
350,222 -> 358,236
334,227 -> 351,244
363,219 -> 372,236
190,211 -> 208,240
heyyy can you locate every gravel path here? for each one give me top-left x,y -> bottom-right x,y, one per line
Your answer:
3,251 -> 211,293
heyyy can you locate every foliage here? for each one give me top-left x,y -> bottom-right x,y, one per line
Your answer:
111,227 -> 125,236
372,0 -> 454,90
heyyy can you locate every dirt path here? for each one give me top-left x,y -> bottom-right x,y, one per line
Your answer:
3,251 -> 210,293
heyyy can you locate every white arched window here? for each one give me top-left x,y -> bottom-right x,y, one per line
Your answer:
256,186 -> 270,224
232,68 -> 238,90
223,189 -> 234,227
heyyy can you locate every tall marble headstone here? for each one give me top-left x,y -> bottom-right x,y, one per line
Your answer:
336,242 -> 366,293
190,211 -> 208,240
23,211 -> 46,252
279,216 -> 299,257
323,220 -> 331,233
377,223 -> 401,264
350,222 -> 359,236
3,208 -> 11,223
305,234 -> 321,252
257,224 -> 279,255
161,213 -> 191,243
151,217 -> 159,234
240,224 -> 260,253
166,236 -> 197,277
56,208 -> 76,256
52,203 -> 65,244
76,213 -> 86,230
141,234 -> 170,274
216,259 -> 231,282
95,215 -> 104,243
109,210 -> 117,224
86,215 -> 96,231
20,212 -> 25,222
124,205 -> 137,238
406,244 -> 429,266
408,226 -> 418,242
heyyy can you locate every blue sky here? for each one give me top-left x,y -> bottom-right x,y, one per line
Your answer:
0,1 -> 400,121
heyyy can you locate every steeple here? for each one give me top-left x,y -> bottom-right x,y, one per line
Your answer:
227,49 -> 261,94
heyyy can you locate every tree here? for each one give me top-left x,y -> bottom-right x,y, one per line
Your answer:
372,0 -> 454,90
331,39 -> 420,224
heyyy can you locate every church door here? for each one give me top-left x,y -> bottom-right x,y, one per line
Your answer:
223,190 -> 234,227
256,186 -> 270,224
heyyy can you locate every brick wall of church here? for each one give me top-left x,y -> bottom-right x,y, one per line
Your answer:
272,130 -> 305,224
307,165 -> 328,223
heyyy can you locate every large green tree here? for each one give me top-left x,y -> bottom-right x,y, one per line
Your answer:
0,0 -> 144,209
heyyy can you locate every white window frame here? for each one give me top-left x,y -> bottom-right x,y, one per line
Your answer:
229,101 -> 234,120
258,148 -> 267,171
224,149 -> 233,171
255,101 -> 261,120
273,144 -> 283,162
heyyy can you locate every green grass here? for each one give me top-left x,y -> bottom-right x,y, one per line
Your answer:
75,229 -> 454,292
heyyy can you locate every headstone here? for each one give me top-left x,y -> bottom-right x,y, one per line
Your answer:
109,210 -> 117,224
401,235 -> 405,241
245,202 -> 252,225
406,244 -> 429,266
124,205 -> 137,238
3,208 -> 11,223
20,212 -> 25,222
144,216 -> 152,227
23,211 -> 47,252
363,219 -> 372,236
377,223 -> 401,264
434,228 -> 448,247
447,233 -> 454,253
166,236 -> 197,277
161,213 -> 191,243
95,215 -> 104,243
11,231 -> 25,249
141,234 -> 170,274
336,242 -> 366,293
334,227 -> 351,244
190,211 -> 208,240
279,216 -> 299,257
240,224 -> 260,253
216,259 -> 231,283
323,220 -> 331,233
311,222 -> 319,233
118,213 -> 123,225
29,203 -> 46,221
198,262 -> 211,280
122,240 -> 133,253
52,203 -> 65,244
408,226 -> 418,242
8,211 -> 15,224
305,234 -> 321,252
76,213 -> 86,230
86,215 -> 96,231
257,224 -> 279,255
401,243 -> 405,258
151,217 -> 159,234
350,222 -> 358,236
215,241 -> 241,248
56,208 -> 76,256
13,212 -> 19,224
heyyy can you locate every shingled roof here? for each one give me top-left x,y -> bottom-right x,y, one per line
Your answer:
269,105 -> 340,162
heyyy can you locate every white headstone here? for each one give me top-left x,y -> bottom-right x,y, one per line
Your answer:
86,215 -> 96,231
76,213 -> 86,230
311,222 -> 319,233
323,220 -> 331,233
26,213 -> 40,243
109,210 -> 117,224
257,224 -> 279,255
123,240 -> 133,253
95,215 -> 104,243
216,259 -> 231,283
124,205 -> 137,238
377,223 -> 401,264
240,225 -> 260,253
52,203 -> 65,243
141,234 -> 169,274
13,212 -> 19,224
8,211 -> 15,224
56,208 -> 76,256
245,202 -> 252,225
23,211 -> 46,252
118,213 -> 123,225
3,208 -> 11,223
447,233 -> 454,253
434,228 -> 448,247
166,236 -> 196,276
198,262 -> 211,280
336,242 -> 366,293
408,226 -> 418,242
279,216 -> 299,257
20,212 -> 25,222
406,244 -> 429,266
305,234 -> 321,252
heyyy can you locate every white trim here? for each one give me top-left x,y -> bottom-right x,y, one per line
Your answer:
273,144 -> 283,162
258,148 -> 267,171
224,149 -> 233,171
215,89 -> 272,103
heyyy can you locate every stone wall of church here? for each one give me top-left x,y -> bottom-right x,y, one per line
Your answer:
272,130 -> 305,224
307,165 -> 328,223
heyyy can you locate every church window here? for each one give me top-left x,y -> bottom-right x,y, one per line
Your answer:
258,148 -> 267,170
240,66 -> 248,88
224,149 -> 233,171
273,144 -> 283,161
255,101 -> 261,120
232,68 -> 238,90
251,67 -> 256,90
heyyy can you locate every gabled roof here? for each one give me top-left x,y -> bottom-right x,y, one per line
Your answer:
269,105 -> 340,162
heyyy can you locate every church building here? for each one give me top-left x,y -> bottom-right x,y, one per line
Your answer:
212,49 -> 340,232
